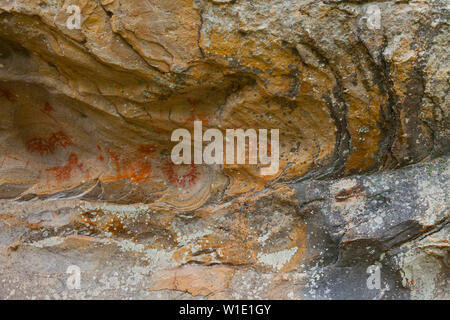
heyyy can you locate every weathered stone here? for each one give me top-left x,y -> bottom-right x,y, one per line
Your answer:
0,0 -> 448,299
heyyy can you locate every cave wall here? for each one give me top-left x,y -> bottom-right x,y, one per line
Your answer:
0,0 -> 448,299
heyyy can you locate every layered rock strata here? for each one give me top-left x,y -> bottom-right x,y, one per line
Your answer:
0,0 -> 448,299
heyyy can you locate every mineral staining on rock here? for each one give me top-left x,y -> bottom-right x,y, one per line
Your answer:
0,0 -> 448,299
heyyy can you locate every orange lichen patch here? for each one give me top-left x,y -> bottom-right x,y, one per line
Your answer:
344,85 -> 385,173
102,216 -> 128,234
26,131 -> 73,156
344,128 -> 381,172
151,265 -> 235,297
334,185 -> 364,202
0,88 -> 16,102
162,161 -> 200,188
76,210 -> 130,236
103,149 -> 152,183
76,210 -> 104,234
46,152 -> 83,182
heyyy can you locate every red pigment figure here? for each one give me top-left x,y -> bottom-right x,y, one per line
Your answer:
184,111 -> 210,125
84,168 -> 91,180
49,131 -> 73,148
184,98 -> 211,125
0,153 -> 26,168
46,152 -> 83,182
137,144 -> 157,155
26,131 -> 73,156
106,148 -> 152,183
0,88 -> 16,103
41,102 -> 58,122
97,145 -> 105,162
42,102 -> 53,114
162,160 -> 199,188
183,99 -> 209,125
187,97 -> 201,108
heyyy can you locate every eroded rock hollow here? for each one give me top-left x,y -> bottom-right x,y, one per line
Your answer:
0,0 -> 448,299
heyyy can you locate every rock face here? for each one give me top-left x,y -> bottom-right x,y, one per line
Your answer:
0,0 -> 448,299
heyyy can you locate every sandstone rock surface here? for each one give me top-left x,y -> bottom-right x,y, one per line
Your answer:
0,0 -> 448,299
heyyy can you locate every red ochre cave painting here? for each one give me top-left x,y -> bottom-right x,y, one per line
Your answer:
41,102 -> 58,122
46,152 -> 83,182
137,144 -> 157,155
97,145 -> 105,162
26,131 -> 73,156
0,88 -> 16,103
187,97 -> 201,108
184,98 -> 211,125
162,160 -> 200,188
0,153 -> 29,169
103,144 -> 156,183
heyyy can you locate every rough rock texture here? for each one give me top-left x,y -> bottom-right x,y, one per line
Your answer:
0,0 -> 448,299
